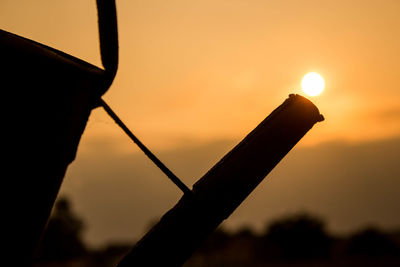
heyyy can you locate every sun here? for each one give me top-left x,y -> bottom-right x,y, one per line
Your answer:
301,72 -> 325,96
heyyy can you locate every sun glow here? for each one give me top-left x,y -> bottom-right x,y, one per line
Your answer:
301,72 -> 325,96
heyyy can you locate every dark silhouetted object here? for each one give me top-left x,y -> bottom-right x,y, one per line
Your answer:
118,94 -> 324,266
262,213 -> 333,260
195,227 -> 231,256
346,227 -> 400,258
1,0 -> 117,264
36,197 -> 87,261
184,214 -> 400,267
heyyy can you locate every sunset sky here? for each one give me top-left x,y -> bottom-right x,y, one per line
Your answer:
1,0 -> 399,246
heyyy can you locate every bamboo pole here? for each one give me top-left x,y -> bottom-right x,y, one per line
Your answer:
118,94 -> 324,267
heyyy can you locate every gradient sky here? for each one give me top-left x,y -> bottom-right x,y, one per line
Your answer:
1,0 -> 399,246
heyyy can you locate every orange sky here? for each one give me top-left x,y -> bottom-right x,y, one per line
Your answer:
1,0 -> 399,149
1,0 -> 399,246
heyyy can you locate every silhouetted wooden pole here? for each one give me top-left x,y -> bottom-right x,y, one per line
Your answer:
118,94 -> 324,267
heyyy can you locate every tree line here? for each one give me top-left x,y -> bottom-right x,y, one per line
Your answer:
34,197 -> 400,267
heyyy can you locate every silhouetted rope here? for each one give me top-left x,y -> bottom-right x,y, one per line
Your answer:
100,99 -> 192,195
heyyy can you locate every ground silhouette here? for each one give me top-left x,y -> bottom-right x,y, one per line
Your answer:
34,199 -> 400,266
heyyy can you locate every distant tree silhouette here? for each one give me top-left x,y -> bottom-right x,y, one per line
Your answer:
261,212 -> 333,260
196,227 -> 231,254
186,227 -> 260,267
346,227 -> 400,258
35,197 -> 87,261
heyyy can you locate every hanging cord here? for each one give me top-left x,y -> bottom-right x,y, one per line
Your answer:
96,0 -> 192,194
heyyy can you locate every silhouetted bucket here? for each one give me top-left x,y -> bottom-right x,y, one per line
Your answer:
0,29 -> 108,264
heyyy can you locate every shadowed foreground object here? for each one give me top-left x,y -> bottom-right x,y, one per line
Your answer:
1,28 -> 106,265
0,0 -> 118,264
118,94 -> 324,266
